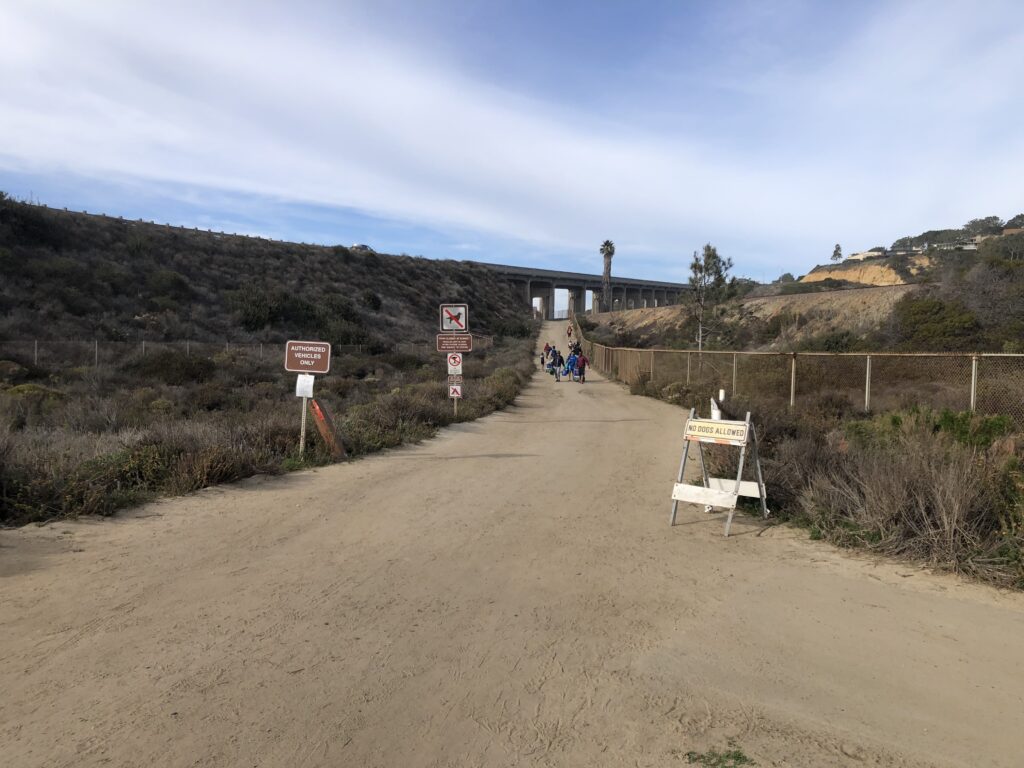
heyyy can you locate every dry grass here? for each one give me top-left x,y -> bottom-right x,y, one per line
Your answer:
0,335 -> 538,525
707,399 -> 1024,588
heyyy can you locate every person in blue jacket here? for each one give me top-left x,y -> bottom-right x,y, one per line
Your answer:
564,352 -> 577,378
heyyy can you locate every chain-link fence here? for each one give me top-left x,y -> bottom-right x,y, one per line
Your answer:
0,334 -> 496,371
575,323 -> 1024,426
0,340 -> 421,371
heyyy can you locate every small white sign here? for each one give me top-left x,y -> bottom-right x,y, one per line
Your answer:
449,384 -> 462,399
440,303 -> 469,332
447,352 -> 464,375
295,373 -> 315,398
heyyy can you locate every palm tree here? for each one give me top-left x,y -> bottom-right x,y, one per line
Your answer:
600,240 -> 615,311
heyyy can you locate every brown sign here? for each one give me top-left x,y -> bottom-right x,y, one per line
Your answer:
285,340 -> 331,374
436,334 -> 473,353
448,374 -> 464,385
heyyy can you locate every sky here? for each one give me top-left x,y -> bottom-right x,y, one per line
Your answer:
1,0 -> 1023,288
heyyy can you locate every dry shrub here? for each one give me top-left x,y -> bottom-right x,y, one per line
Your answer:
806,415 -> 1021,584
694,395 -> 1024,586
798,428 -> 996,563
0,333 -> 537,525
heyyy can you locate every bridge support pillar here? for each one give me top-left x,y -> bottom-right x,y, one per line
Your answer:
567,288 -> 584,317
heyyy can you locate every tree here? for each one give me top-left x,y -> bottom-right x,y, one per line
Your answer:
963,216 -> 1004,237
688,243 -> 734,352
1006,213 -> 1024,229
600,240 -> 615,311
831,243 -> 842,262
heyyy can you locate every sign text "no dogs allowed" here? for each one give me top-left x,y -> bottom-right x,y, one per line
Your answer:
683,418 -> 749,446
284,340 -> 332,374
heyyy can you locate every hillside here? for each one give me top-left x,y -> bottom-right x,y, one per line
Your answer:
0,196 -> 530,344
0,194 -> 539,525
795,213 -> 1024,288
799,254 -> 932,286
581,285 -> 922,351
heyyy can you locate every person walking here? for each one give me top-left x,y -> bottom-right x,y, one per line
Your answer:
565,351 -> 577,379
576,352 -> 589,383
554,350 -> 564,381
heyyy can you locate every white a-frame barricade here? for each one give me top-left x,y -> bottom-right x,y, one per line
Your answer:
669,408 -> 770,536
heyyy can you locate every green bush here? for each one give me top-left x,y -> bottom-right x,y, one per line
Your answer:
361,290 -> 382,311
894,296 -> 981,351
124,350 -> 215,385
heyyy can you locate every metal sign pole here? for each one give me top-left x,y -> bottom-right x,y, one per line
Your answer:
752,426 -> 770,519
299,397 -> 308,457
669,408 -> 695,525
724,413 -> 752,537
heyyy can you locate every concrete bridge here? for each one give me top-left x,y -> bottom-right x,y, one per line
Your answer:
470,262 -> 688,319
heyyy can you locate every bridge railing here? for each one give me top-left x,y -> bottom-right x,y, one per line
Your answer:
571,317 -> 1024,427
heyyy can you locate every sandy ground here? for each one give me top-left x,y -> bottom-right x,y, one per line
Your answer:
2,320 -> 1023,768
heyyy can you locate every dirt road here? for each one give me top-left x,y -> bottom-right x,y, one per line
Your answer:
2,321 -> 1023,767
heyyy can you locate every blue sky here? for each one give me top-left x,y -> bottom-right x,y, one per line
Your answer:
2,0 -> 1022,288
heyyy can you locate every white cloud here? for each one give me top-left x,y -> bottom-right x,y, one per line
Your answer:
0,0 -> 1022,281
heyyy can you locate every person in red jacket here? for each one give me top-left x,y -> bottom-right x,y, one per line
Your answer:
575,352 -> 589,383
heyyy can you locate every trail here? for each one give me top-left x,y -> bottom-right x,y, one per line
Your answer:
2,321 -> 1023,767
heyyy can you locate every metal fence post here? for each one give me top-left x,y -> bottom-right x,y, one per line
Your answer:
260,342 -> 263,361
970,355 -> 978,412
732,353 -> 738,397
142,340 -> 146,357
94,339 -> 99,368
186,340 -> 190,356
686,352 -> 691,386
789,353 -> 797,408
34,340 -> 38,366
864,355 -> 872,411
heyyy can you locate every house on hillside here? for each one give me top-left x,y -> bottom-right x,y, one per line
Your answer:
887,245 -> 926,256
847,250 -> 885,262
